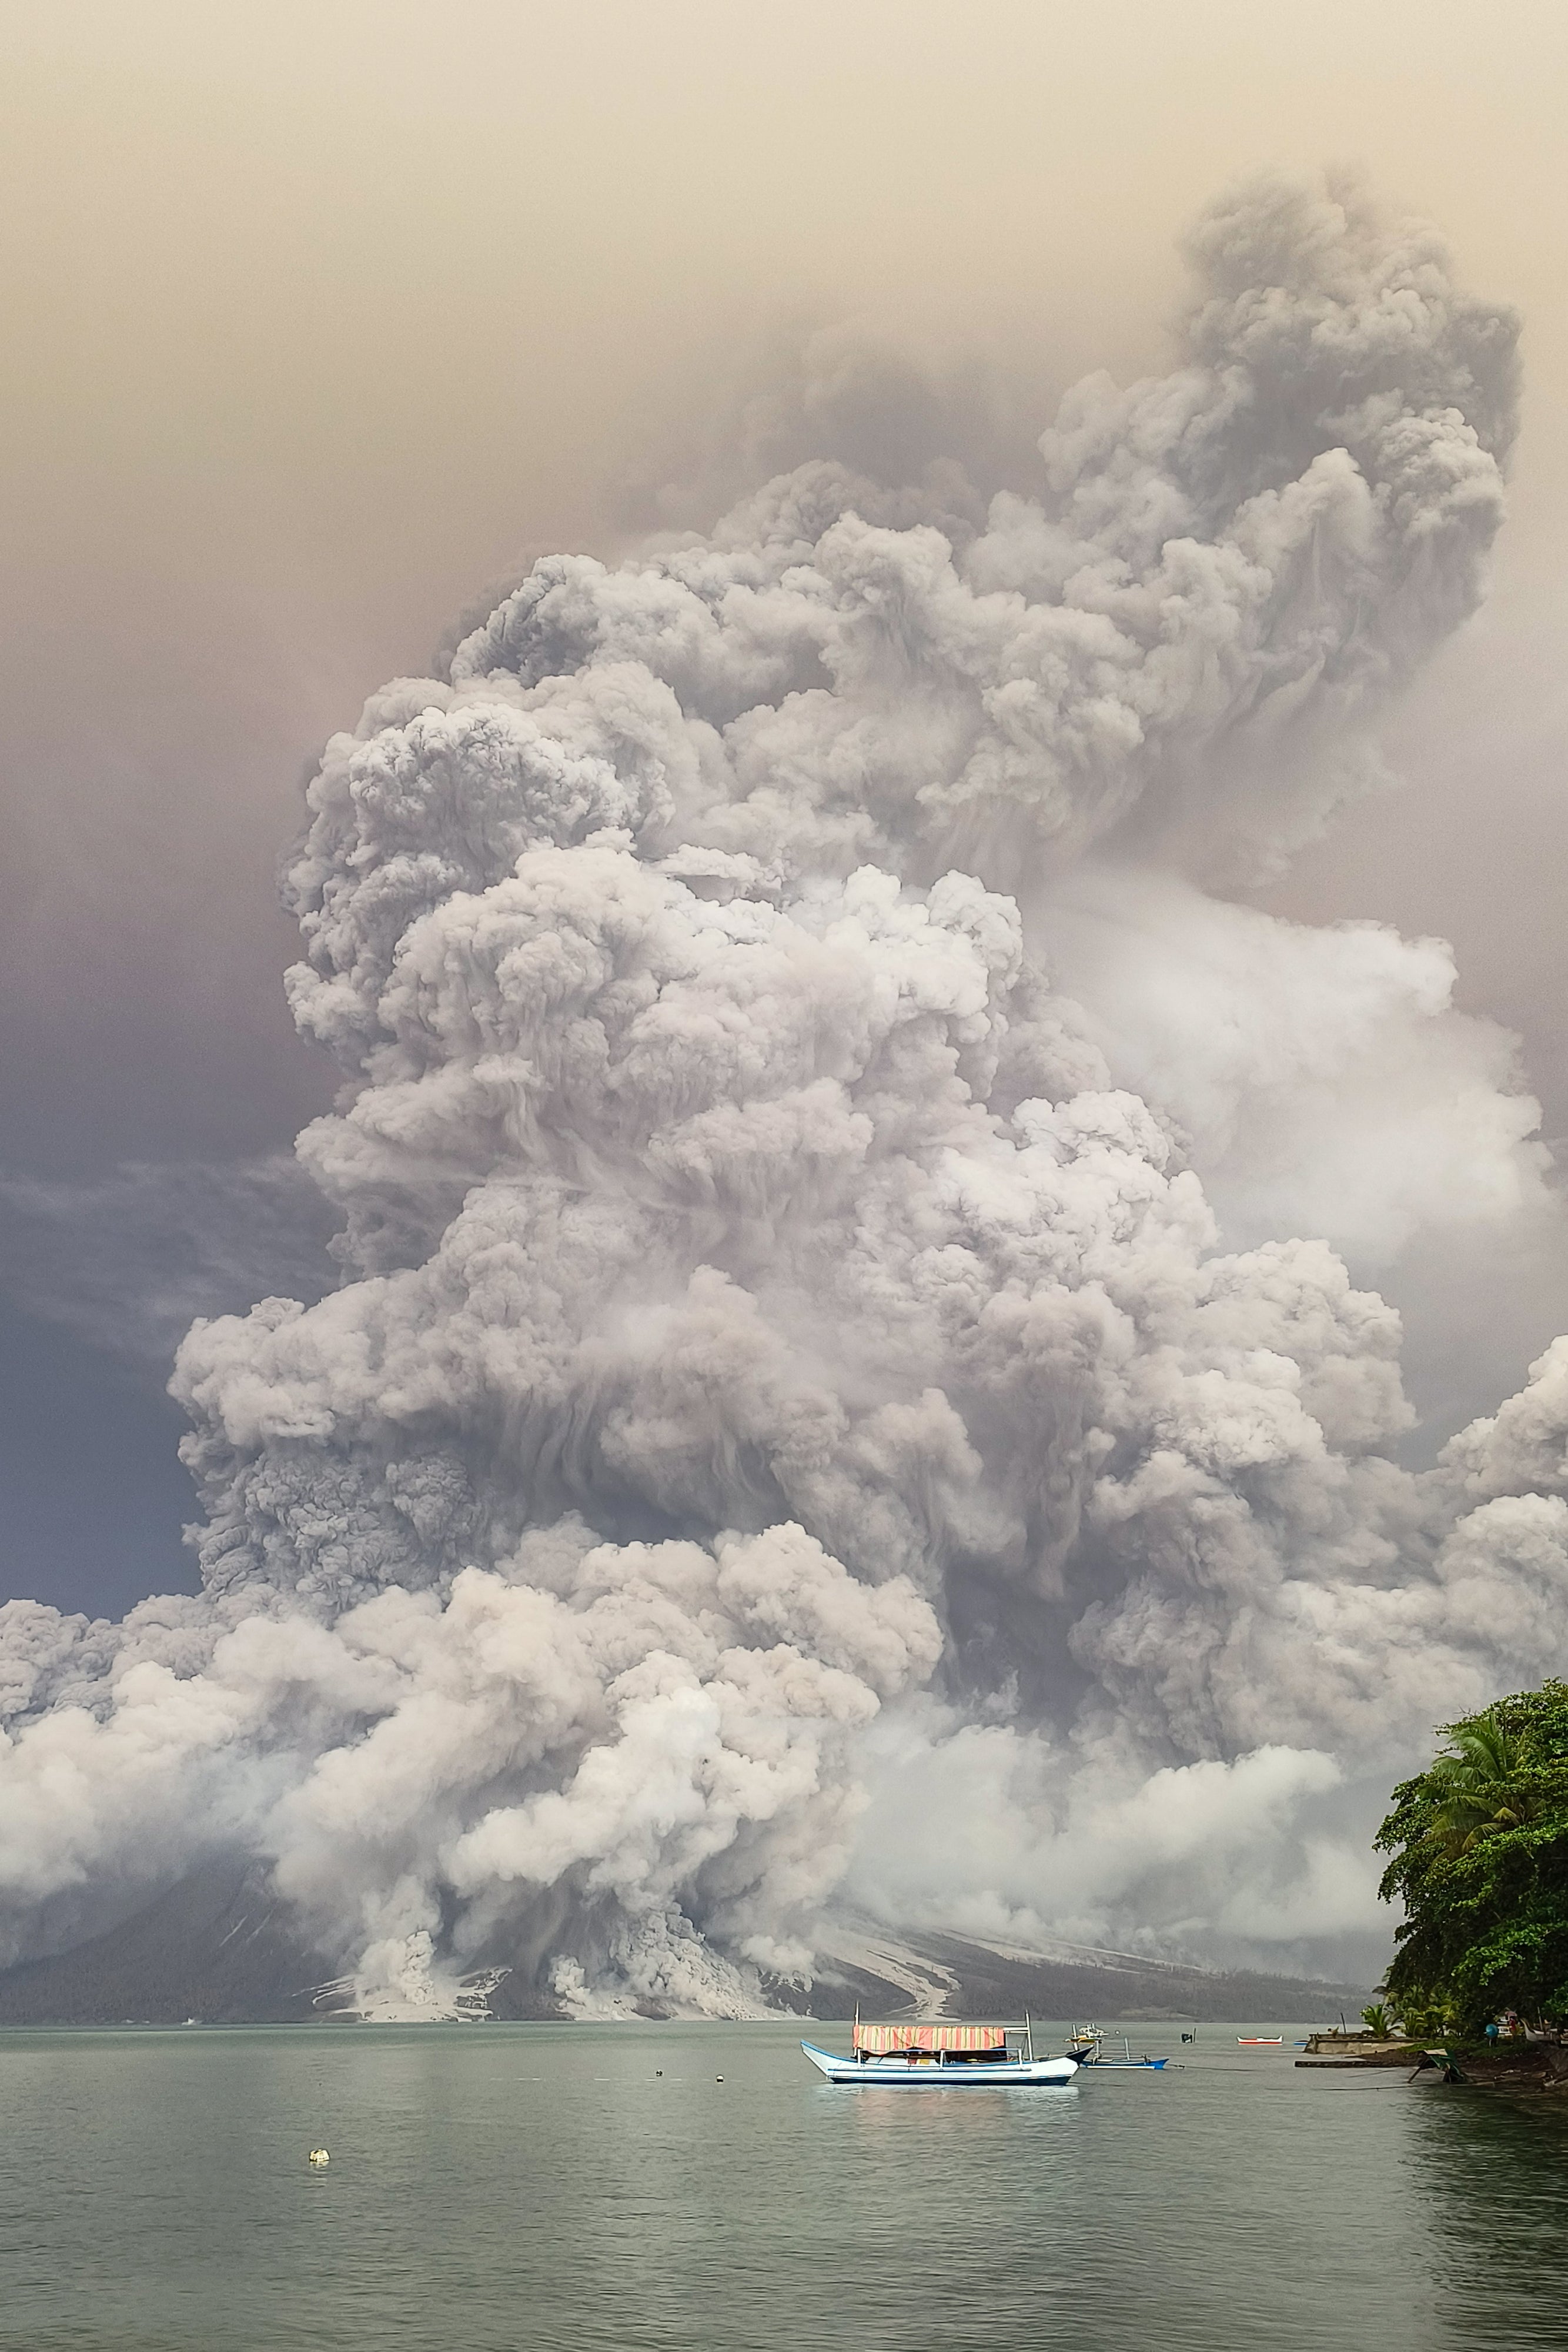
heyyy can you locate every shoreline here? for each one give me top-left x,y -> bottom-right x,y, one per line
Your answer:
1296,2033 -> 1568,2091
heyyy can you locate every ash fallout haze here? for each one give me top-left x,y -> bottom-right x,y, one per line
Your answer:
2,1 -> 1567,2020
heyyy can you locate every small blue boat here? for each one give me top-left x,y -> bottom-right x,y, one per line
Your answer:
801,2018 -> 1080,2087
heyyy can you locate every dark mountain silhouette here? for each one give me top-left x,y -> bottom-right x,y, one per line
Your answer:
0,1869 -> 1369,2025
0,1862 -> 342,2026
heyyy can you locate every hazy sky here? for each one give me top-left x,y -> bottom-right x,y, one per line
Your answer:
2,0 -> 1565,1612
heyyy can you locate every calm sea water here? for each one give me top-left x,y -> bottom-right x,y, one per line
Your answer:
1,2019 -> 1563,2351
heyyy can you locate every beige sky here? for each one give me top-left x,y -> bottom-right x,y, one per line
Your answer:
1,0 -> 1566,1168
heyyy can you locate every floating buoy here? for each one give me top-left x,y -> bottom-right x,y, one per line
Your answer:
715,2076 -> 724,2083
307,2147 -> 330,2167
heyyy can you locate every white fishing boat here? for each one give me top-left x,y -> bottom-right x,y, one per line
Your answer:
800,2017 -> 1080,2087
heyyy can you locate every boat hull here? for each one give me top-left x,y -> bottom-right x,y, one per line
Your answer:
800,2040 -> 1080,2087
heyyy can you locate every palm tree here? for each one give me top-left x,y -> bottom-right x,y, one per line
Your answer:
1424,1713 -> 1539,1859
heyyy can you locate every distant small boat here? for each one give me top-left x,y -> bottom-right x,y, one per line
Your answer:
802,2017 -> 1079,2087
1066,2027 -> 1168,2069
1238,2037 -> 1284,2046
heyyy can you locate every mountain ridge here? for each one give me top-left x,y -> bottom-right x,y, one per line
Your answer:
0,1867 -> 1373,2026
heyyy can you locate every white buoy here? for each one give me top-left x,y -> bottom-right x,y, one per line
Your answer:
307,2147 -> 330,2167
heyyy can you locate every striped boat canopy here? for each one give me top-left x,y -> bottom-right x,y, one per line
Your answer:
852,2023 -> 1007,2053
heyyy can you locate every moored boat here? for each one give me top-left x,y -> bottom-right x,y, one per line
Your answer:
801,2019 -> 1080,2086
1067,2027 -> 1169,2068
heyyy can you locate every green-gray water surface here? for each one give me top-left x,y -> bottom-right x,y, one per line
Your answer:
1,2020 -> 1564,2350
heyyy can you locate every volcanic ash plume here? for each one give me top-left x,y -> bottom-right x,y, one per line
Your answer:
2,172 -> 1563,2014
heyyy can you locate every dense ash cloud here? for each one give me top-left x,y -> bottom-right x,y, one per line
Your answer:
1,172 -> 1561,2014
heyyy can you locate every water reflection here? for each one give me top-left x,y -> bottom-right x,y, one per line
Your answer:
837,2077 -> 1082,2141
0,2024 -> 1562,2352
1410,2084 -> 1568,2351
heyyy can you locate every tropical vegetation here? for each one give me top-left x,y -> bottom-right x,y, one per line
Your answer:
1375,1681 -> 1568,2037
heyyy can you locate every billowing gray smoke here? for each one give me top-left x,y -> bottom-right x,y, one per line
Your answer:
3,172 -> 1563,2014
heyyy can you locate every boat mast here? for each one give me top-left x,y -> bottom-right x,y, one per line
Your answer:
1025,2010 -> 1034,2063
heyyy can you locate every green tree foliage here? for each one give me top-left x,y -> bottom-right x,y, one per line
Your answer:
1375,1682 -> 1568,2035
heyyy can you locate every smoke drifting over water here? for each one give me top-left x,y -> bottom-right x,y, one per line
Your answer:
4,173 -> 1564,2016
